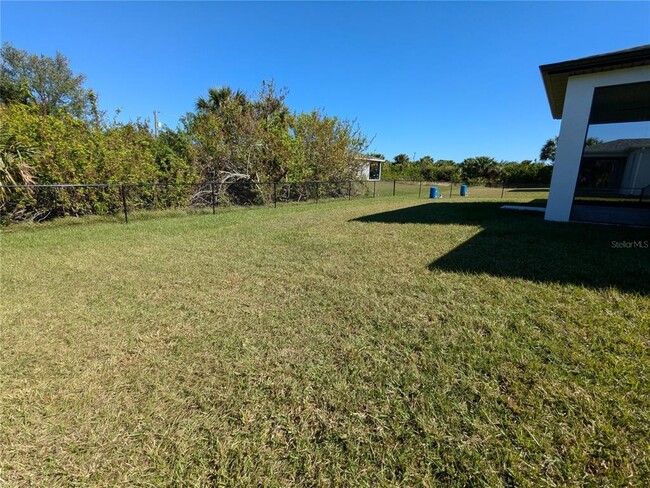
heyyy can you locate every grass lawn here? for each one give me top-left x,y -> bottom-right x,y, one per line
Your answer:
370,181 -> 548,200
1,196 -> 649,486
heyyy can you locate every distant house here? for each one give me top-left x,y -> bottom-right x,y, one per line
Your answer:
580,139 -> 650,195
539,45 -> 650,226
359,157 -> 384,181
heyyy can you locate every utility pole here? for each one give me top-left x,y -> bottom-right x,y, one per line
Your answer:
153,111 -> 159,137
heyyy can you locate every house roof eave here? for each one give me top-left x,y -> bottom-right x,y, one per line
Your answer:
540,45 -> 650,119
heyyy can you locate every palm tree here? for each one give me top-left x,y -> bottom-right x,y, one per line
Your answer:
393,154 -> 410,167
196,86 -> 231,113
196,86 -> 248,113
539,137 -> 557,162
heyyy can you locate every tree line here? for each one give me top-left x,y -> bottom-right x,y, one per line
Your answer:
379,132 -> 606,185
0,43 -> 368,219
379,154 -> 553,185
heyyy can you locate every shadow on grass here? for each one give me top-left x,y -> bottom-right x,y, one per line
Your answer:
353,201 -> 650,294
512,198 -> 547,207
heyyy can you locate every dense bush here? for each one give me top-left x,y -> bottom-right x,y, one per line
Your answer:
0,104 -> 195,221
499,160 -> 553,185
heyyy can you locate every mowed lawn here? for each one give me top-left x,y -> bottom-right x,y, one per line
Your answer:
1,196 -> 649,486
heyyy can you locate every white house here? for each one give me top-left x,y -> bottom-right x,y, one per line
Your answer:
540,45 -> 650,226
359,157 -> 384,181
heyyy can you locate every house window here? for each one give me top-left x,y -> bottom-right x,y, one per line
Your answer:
368,162 -> 381,181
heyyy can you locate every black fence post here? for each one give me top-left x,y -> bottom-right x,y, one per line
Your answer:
373,181 -> 376,198
316,181 -> 320,203
55,185 -> 61,216
348,180 -> 352,200
450,183 -> 453,198
120,184 -> 128,224
211,182 -> 216,214
273,182 -> 277,208
393,179 -> 396,197
418,180 -> 422,199
501,182 -> 506,198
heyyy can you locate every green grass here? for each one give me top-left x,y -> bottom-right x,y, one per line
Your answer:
371,181 -> 548,200
1,195 -> 648,486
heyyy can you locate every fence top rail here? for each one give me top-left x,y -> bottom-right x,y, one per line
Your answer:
0,179 -> 555,189
0,179 -> 443,188
0,182 -> 210,189
0,183 -> 114,189
0,180 -> 370,189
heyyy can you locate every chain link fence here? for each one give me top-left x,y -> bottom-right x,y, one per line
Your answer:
0,180 -> 549,225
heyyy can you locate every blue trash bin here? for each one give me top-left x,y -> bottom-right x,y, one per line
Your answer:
460,184 -> 467,197
429,186 -> 438,199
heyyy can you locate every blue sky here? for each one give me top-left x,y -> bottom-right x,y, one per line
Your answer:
2,1 -> 649,162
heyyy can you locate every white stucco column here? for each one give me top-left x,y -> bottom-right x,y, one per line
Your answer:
544,77 -> 593,222
544,66 -> 650,223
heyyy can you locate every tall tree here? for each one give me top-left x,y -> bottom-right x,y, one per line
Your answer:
539,137 -> 558,162
459,156 -> 498,181
289,110 -> 368,182
0,43 -> 94,119
196,86 -> 248,114
393,154 -> 410,166
188,82 -> 292,184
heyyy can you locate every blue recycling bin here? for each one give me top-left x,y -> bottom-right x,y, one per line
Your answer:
429,186 -> 438,199
460,184 -> 468,197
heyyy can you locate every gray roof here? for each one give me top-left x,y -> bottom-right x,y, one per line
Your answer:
583,138 -> 650,156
